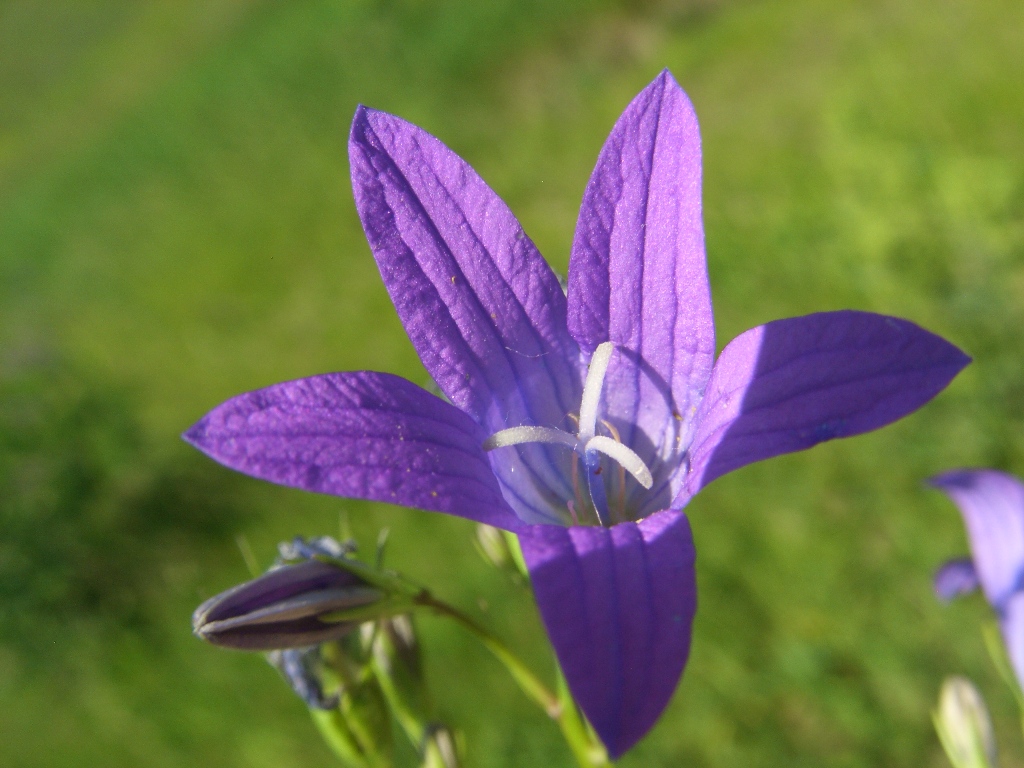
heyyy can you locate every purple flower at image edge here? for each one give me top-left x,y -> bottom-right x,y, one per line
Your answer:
932,470 -> 1024,689
185,71 -> 969,757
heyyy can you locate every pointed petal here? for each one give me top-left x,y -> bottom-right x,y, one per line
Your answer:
678,311 -> 970,504
1001,591 -> 1024,691
348,106 -> 582,424
567,71 -> 715,501
349,106 -> 584,522
934,558 -> 980,601
519,510 -> 697,758
184,371 -> 523,531
930,470 -> 1024,609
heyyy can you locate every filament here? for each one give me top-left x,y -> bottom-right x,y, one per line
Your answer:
483,426 -> 579,451
481,342 -> 654,527
577,342 -> 613,444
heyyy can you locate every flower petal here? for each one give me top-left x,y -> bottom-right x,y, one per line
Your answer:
678,310 -> 970,504
567,70 -> 715,503
519,509 -> 697,758
934,558 -> 981,601
349,106 -> 584,522
184,371 -> 524,531
348,107 -> 582,424
930,470 -> 1024,610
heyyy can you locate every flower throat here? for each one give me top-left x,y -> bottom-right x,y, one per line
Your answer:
483,342 -> 653,527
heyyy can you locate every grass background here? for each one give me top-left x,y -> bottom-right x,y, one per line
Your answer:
1,0 -> 1023,765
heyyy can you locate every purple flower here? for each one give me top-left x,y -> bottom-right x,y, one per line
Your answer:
932,470 -> 1024,689
185,71 -> 969,756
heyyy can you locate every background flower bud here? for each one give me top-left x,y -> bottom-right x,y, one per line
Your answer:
934,676 -> 998,768
474,524 -> 528,582
369,615 -> 432,744
421,724 -> 462,768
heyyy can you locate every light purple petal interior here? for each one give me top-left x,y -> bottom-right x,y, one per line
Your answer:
677,310 -> 970,505
567,70 -> 715,514
519,509 -> 697,758
933,557 -> 980,601
349,107 -> 584,524
184,371 -> 524,531
931,469 -> 1024,610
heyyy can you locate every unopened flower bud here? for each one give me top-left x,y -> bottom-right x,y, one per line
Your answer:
474,524 -> 528,580
374,614 -> 423,683
278,534 -> 357,561
475,524 -> 512,569
934,558 -> 980,602
370,615 -> 431,742
421,724 -> 462,768
934,676 -> 998,768
193,558 -> 383,650
267,646 -> 339,710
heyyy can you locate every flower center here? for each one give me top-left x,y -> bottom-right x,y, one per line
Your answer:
482,342 -> 653,527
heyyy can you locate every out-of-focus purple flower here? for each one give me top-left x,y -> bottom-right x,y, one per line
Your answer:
932,469 -> 1024,688
185,71 -> 969,756
935,557 -> 982,601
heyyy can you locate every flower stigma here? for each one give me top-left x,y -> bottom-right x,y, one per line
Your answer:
483,342 -> 653,527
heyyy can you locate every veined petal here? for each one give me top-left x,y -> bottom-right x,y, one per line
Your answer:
349,106 -> 584,521
184,371 -> 524,532
934,557 -> 981,601
567,70 -> 715,497
348,107 -> 581,422
678,310 -> 970,505
519,509 -> 697,758
930,469 -> 1024,610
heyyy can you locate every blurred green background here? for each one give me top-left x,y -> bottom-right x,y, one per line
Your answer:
1,0 -> 1022,765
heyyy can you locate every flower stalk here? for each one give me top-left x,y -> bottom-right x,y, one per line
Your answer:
412,591 -> 610,767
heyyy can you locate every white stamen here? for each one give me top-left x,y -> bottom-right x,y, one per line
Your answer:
584,436 -> 653,489
483,425 -> 579,452
577,342 -> 614,444
481,341 -> 657,525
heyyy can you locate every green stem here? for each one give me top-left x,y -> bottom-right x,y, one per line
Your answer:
415,592 -> 557,714
310,707 -> 388,768
554,664 -> 611,767
414,592 -> 611,767
982,622 -> 1024,719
